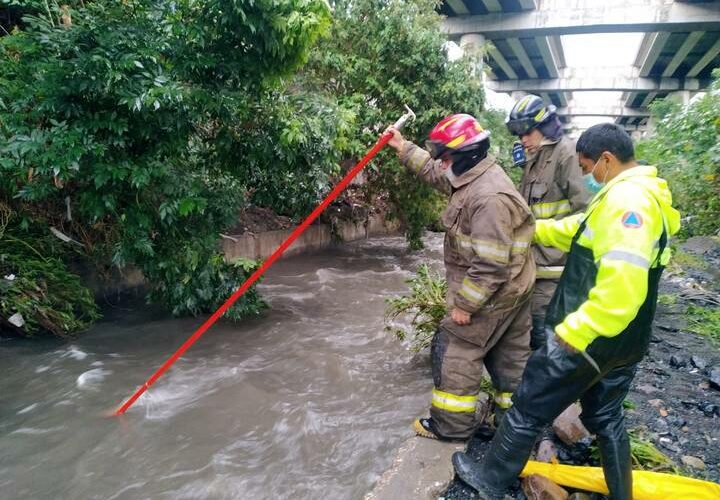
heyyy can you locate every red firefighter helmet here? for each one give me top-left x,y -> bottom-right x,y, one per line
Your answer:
426,114 -> 490,159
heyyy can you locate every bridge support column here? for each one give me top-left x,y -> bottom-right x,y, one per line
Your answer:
459,33 -> 486,75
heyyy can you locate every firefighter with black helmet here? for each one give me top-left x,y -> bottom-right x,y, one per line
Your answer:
507,94 -> 590,350
385,114 -> 536,440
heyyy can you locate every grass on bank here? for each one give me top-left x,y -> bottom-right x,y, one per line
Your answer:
590,429 -> 676,472
686,304 -> 720,347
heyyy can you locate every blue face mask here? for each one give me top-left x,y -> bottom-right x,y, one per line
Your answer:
583,159 -> 606,194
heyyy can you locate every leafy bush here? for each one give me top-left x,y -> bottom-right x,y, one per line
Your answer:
0,0 -> 330,335
0,203 -> 100,337
385,264 -> 448,352
223,91 -> 351,218
636,70 -> 720,237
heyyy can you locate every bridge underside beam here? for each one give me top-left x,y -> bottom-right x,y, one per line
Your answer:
443,0 -> 720,38
556,106 -> 650,118
488,74 -> 705,93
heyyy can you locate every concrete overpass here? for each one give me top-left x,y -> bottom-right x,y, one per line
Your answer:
487,66 -> 708,93
441,0 -> 720,134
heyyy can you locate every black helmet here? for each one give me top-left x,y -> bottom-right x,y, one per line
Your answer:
506,94 -> 557,136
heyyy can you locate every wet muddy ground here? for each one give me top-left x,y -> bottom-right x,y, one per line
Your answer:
443,237 -> 720,499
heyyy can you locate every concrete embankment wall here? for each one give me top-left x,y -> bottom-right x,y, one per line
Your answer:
222,213 -> 401,261
86,214 -> 401,296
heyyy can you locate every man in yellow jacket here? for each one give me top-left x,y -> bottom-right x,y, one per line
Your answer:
452,123 -> 681,500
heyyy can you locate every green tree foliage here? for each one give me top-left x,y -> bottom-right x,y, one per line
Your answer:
636,70 -> 720,237
0,0 -> 330,336
219,91 -> 352,218
1,0 -> 504,338
303,0 -> 492,248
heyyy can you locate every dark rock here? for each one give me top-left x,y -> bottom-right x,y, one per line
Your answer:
681,455 -> 707,470
665,341 -> 683,350
698,401 -> 719,417
521,474 -> 569,500
667,416 -> 688,428
656,324 -> 678,332
654,418 -> 670,432
555,438 -> 593,465
535,439 -> 558,463
650,335 -> 663,343
636,384 -> 659,395
691,356 -> 708,370
553,403 -> 591,445
658,438 -> 680,453
682,236 -> 720,256
670,355 -> 687,369
681,400 -> 697,409
710,368 -> 720,391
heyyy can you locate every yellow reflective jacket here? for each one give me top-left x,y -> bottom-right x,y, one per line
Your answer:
535,165 -> 681,351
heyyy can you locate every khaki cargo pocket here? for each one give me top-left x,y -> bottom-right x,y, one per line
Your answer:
439,313 -> 501,350
441,204 -> 463,254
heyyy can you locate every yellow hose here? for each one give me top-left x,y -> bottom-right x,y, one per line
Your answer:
521,460 -> 720,500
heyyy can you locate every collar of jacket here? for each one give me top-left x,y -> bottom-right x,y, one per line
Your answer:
524,137 -> 559,165
448,154 -> 496,189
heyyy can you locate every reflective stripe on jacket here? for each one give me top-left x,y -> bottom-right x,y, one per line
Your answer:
535,165 -> 681,351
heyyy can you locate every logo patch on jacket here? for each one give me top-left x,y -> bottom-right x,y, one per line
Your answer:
621,211 -> 643,228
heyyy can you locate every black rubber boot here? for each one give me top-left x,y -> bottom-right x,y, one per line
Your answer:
451,452 -> 507,500
492,406 -> 507,428
597,434 -> 633,500
454,407 -> 542,498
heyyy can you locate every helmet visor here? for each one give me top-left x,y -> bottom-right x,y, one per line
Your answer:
506,118 -> 537,137
425,140 -> 451,160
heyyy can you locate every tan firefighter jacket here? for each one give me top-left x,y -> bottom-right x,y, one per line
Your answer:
519,136 -> 589,280
399,142 -> 536,314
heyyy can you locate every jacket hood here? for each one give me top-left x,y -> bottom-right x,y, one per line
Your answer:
611,165 -> 681,237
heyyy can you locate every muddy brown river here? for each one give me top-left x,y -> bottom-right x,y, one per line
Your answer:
1,234 -> 444,499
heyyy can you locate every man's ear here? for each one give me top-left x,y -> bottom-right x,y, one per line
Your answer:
601,151 -> 616,165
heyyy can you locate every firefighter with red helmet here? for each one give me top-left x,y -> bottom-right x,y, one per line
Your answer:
386,114 -> 536,440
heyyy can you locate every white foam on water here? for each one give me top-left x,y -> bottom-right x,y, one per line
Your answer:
133,364 -> 243,420
65,346 -> 88,361
11,426 -> 65,435
17,403 -> 38,415
271,291 -> 316,302
76,368 -> 112,390
105,481 -> 147,500
310,268 -> 344,284
257,283 -> 297,291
